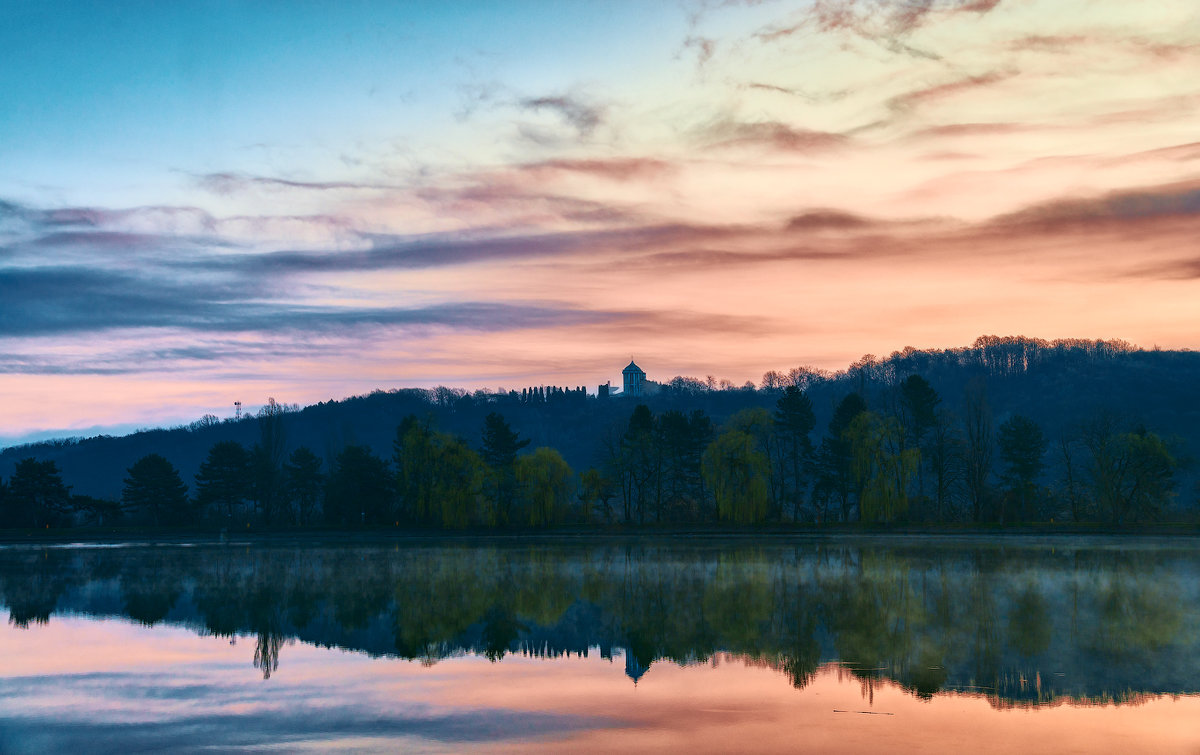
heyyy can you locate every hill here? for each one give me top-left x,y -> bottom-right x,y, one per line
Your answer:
2,336 -> 1197,520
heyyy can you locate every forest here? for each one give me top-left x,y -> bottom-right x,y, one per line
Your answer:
0,336 -> 1195,531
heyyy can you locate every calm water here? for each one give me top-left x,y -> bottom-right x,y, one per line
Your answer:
1,536 -> 1199,753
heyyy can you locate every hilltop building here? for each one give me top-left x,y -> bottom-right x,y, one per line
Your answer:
601,360 -> 659,398
598,360 -> 661,398
623,361 -> 646,397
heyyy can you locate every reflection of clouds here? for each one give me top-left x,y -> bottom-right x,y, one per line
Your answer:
0,620 -> 613,753
2,604 -> 1200,752
0,707 -> 605,753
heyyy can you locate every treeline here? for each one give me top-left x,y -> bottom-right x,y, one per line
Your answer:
0,371 -> 1183,529
599,376 -> 1179,526
0,401 -> 576,529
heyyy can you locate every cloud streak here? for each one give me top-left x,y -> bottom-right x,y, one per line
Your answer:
194,172 -> 400,195
702,119 -> 849,152
517,95 -> 605,137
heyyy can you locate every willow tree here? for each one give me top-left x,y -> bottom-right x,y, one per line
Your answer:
394,415 -> 438,523
516,447 -> 573,526
431,434 -> 486,528
703,424 -> 770,524
847,412 -> 918,524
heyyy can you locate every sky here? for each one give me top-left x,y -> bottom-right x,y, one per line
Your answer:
2,0 -> 1199,443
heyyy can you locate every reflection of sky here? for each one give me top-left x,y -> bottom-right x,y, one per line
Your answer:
1,617 -> 1198,753
3,1 -> 1200,442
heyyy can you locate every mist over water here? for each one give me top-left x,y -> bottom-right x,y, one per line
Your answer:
1,537 -> 1198,752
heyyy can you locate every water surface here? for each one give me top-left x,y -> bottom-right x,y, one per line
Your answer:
1,536 -> 1197,752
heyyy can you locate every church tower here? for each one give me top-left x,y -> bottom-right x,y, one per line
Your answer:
622,360 -> 646,397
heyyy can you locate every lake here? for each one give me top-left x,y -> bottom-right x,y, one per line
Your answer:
1,536 -> 1198,753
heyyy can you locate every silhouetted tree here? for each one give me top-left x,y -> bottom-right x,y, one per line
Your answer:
325,445 -> 392,527
818,393 -> 867,522
4,458 -> 71,528
122,453 -> 190,526
774,386 -> 815,522
962,378 -> 993,522
578,468 -> 615,522
899,375 -> 940,446
657,409 -> 712,521
394,415 -> 437,522
997,415 -> 1047,522
1118,430 -> 1176,523
1057,433 -> 1088,522
249,398 -> 288,526
195,441 -> 250,523
1082,415 -> 1176,524
622,405 -> 659,523
70,494 -> 121,526
899,375 -> 941,500
283,447 -> 324,526
927,409 -> 964,521
480,413 -> 529,525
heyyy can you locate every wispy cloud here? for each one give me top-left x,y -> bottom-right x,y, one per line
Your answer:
193,172 -> 399,195
0,263 -> 640,337
785,210 -> 874,231
517,95 -> 605,137
701,119 -> 849,152
755,0 -> 1005,42
193,223 -> 742,275
683,35 -> 717,68
990,181 -> 1200,230
514,158 -> 675,181
886,70 -> 1016,114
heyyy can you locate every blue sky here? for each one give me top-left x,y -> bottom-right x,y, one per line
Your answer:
1,1 -> 684,206
2,1 -> 1199,443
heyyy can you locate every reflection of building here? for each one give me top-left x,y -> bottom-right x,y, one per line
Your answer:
622,360 -> 646,397
624,650 -> 650,683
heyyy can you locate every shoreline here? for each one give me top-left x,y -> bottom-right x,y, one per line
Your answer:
1,521 -> 1198,546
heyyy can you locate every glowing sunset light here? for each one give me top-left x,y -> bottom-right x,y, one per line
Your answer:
2,617 -> 1197,753
2,0 -> 1198,442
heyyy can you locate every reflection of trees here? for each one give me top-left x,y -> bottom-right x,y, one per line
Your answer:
481,606 -> 525,661
0,542 -> 1197,704
829,551 -> 923,681
1087,564 -> 1183,662
254,631 -> 287,679
120,552 -> 183,626
1007,584 -> 1051,658
1,549 -> 73,628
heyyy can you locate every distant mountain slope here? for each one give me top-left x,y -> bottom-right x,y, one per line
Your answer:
3,337 -> 1198,511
